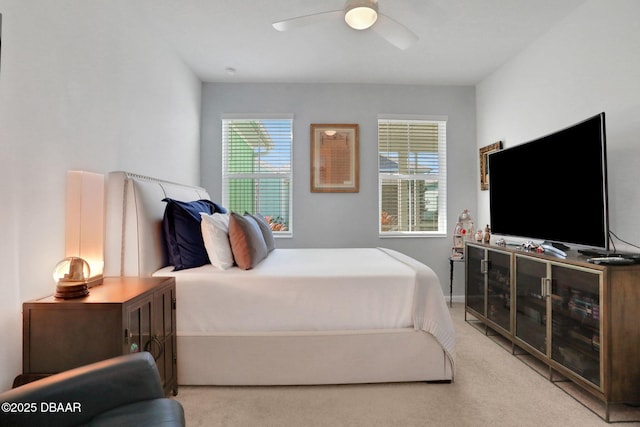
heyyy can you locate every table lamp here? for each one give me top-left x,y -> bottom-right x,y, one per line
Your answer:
53,171 -> 104,299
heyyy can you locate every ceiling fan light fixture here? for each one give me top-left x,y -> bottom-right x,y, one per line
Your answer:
344,0 -> 378,30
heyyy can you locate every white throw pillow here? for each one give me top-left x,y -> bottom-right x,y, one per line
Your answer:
200,212 -> 234,270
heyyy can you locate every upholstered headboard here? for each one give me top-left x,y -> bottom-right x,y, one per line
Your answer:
104,171 -> 210,277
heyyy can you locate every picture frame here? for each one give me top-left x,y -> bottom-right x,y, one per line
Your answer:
310,124 -> 359,193
479,141 -> 503,191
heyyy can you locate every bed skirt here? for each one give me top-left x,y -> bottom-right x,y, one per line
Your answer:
177,328 -> 453,386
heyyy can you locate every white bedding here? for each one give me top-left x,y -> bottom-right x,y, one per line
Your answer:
154,247 -> 456,361
106,172 -> 456,384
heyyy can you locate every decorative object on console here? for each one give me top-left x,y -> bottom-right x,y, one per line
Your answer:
479,141 -> 502,191
483,224 -> 491,244
310,123 -> 359,193
54,171 -> 105,299
452,209 -> 474,259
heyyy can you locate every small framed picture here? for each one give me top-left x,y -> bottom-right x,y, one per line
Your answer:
310,124 -> 359,193
479,141 -> 503,191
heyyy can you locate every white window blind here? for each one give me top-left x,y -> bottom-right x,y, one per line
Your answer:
222,116 -> 293,235
378,117 -> 447,236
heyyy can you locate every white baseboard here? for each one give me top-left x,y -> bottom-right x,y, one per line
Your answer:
445,295 -> 465,305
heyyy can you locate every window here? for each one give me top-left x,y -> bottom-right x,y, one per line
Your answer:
378,116 -> 447,236
222,115 -> 293,236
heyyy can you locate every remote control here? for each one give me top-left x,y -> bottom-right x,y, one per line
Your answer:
541,244 -> 567,258
587,256 -> 635,265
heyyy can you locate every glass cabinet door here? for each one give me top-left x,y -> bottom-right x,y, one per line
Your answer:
125,297 -> 153,355
154,285 -> 177,394
515,256 -> 548,354
465,245 -> 486,316
550,265 -> 601,387
486,250 -> 511,331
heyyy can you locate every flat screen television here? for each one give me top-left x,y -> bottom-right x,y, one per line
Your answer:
488,112 -> 609,252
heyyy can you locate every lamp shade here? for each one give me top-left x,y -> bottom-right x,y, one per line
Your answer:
65,170 -> 104,283
54,171 -> 105,298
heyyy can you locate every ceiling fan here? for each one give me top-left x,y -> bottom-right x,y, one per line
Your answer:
272,0 -> 419,50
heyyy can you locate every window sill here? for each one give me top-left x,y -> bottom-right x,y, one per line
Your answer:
379,232 -> 447,238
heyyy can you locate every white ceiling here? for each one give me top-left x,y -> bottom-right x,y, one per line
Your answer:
132,0 -> 586,85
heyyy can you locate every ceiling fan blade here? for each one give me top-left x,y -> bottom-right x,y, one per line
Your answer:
373,14 -> 419,50
272,10 -> 343,32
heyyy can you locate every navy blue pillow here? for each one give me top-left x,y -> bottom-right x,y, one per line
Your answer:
162,198 -> 226,270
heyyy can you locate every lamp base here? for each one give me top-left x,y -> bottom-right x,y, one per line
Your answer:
86,275 -> 103,288
55,283 -> 89,299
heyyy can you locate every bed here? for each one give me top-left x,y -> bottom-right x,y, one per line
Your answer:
104,171 -> 455,385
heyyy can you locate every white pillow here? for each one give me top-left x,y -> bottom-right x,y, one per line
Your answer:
200,212 -> 234,270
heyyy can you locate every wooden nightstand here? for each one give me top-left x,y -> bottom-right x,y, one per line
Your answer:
19,276 -> 178,396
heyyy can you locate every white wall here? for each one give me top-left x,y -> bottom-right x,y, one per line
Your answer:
476,0 -> 640,252
201,83 -> 477,299
0,1 -> 201,390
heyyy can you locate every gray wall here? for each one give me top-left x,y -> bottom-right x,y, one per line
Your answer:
200,83 -> 477,297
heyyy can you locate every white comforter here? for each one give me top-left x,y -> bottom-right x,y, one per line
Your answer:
154,247 -> 455,360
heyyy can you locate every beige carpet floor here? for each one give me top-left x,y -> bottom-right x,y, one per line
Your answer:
174,304 -> 640,426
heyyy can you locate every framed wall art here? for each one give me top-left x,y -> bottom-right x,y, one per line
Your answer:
310,124 -> 359,193
479,141 -> 503,191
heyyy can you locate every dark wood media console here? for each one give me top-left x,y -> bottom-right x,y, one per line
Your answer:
465,242 -> 640,422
